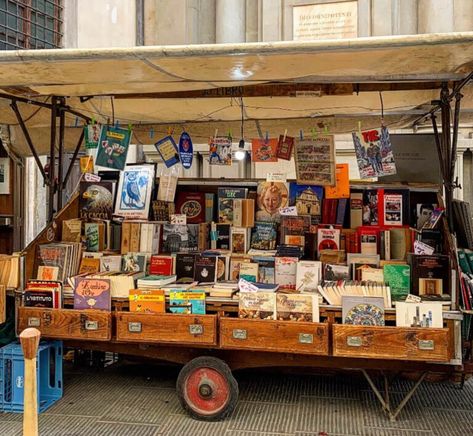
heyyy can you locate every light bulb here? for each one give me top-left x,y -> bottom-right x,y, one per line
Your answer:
235,150 -> 246,161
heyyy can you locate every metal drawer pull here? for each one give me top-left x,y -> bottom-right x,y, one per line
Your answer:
299,333 -> 313,344
189,324 -> 203,335
232,329 -> 247,340
85,320 -> 98,331
418,339 -> 434,350
128,322 -> 142,333
28,317 -> 40,327
347,336 -> 362,347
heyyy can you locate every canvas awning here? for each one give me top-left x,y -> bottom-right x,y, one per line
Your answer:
1,32 -> 473,156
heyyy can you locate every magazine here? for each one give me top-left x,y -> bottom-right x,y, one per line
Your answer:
251,138 -> 278,163
209,136 -> 232,165
294,136 -> 336,185
95,126 -> 131,170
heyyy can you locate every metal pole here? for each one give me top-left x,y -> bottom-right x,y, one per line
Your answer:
62,128 -> 85,189
48,97 -> 58,222
450,91 -> 463,183
57,99 -> 66,212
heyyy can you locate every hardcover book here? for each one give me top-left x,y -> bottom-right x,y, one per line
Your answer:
256,181 -> 289,223
169,290 -> 206,314
149,255 -> 174,275
342,296 -> 385,326
239,291 -> 276,320
24,290 -> 54,308
289,183 -> 323,224
194,255 -> 217,282
317,227 -> 341,256
62,219 -> 82,243
74,278 -> 111,311
409,254 -> 450,299
175,192 -> 205,223
95,126 -> 131,170
175,253 -> 196,283
78,258 -> 101,275
276,293 -> 319,322
79,182 -> 115,220
296,260 -> 322,292
275,256 -> 298,290
129,289 -> 165,313
251,221 -> 277,250
218,187 -> 248,224
383,264 -> 410,301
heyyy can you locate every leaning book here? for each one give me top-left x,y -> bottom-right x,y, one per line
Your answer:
73,278 -> 111,311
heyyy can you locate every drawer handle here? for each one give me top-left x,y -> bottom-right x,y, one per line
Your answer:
347,336 -> 362,347
85,320 -> 98,331
128,322 -> 142,333
299,333 -> 313,344
28,317 -> 40,327
232,329 -> 247,340
189,324 -> 203,335
418,339 -> 434,350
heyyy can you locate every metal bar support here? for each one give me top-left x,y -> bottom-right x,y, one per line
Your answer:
389,372 -> 428,421
57,98 -> 66,212
48,97 -> 58,222
10,101 -> 50,186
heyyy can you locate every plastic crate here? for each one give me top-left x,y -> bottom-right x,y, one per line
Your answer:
0,340 -> 63,413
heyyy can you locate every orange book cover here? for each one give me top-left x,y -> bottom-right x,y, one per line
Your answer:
325,163 -> 350,199
251,138 -> 278,163
79,257 -> 101,275
129,289 -> 166,313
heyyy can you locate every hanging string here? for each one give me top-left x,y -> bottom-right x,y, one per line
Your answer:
379,91 -> 384,126
110,96 -> 115,126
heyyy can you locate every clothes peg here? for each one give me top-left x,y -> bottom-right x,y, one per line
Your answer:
283,129 -> 287,142
300,129 -> 303,140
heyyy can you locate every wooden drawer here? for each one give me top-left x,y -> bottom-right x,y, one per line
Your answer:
18,307 -> 112,341
116,312 -> 217,346
332,324 -> 451,362
220,318 -> 329,355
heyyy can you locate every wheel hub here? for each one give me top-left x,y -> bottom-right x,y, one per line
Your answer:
199,382 -> 212,398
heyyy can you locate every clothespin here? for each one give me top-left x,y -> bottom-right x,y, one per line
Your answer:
358,121 -> 362,137
311,128 -> 318,140
228,129 -> 232,140
128,123 -> 133,132
167,126 -> 174,136
91,116 -> 96,125
214,128 -> 218,139
299,129 -> 303,140
283,129 -> 287,142
265,131 -> 269,143
149,127 -> 154,139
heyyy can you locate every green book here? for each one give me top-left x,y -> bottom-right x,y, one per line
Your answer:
458,249 -> 473,275
383,264 -> 410,301
464,250 -> 473,274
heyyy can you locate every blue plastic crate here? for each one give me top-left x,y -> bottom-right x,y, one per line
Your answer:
0,340 -> 63,413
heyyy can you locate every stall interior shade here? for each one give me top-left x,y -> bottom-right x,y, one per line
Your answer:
0,0 -> 63,50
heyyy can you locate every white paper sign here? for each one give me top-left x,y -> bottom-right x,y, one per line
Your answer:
83,173 -> 101,182
170,214 -> 187,225
413,240 -> 435,255
405,294 -> 422,303
279,206 -> 298,216
266,172 -> 287,183
238,278 -> 258,293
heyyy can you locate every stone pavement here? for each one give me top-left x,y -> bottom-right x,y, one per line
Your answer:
1,361 -> 472,435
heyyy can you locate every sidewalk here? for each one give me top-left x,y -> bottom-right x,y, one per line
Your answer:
1,361 -> 472,435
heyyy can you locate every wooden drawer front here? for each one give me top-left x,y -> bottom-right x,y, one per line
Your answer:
220,318 -> 329,355
116,312 -> 217,346
332,325 -> 450,362
18,307 -> 111,341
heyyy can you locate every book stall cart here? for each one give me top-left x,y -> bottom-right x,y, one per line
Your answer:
1,34 -> 473,421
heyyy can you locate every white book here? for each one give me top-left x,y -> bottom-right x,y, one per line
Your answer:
139,223 -> 150,253
100,255 -> 122,272
395,301 -> 443,328
151,223 -> 161,254
296,260 -> 322,292
275,257 -> 298,290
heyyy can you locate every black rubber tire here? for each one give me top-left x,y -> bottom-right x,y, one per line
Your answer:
176,356 -> 239,421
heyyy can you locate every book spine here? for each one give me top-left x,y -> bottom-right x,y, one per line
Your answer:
129,223 -> 141,252
121,222 -> 131,254
205,193 -> 215,222
233,199 -> 243,227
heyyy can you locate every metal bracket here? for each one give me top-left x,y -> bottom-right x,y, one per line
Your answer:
27,317 -> 40,327
84,320 -> 98,331
128,322 -> 142,333
232,329 -> 247,340
298,333 -> 313,344
189,324 -> 203,335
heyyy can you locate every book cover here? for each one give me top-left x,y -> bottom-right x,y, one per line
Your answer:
276,293 -> 319,322
251,138 -> 278,162
342,296 -> 385,325
294,136 -> 336,185
84,222 -> 105,252
239,291 -> 276,320
229,255 -> 252,281
323,263 -> 350,281
362,189 -> 378,226
175,253 -> 196,283
37,266 -> 59,281
216,223 -> 231,250
251,221 -> 277,250
80,155 -> 94,173
194,255 -> 217,282
175,191 -> 205,223
239,262 -> 259,282
162,224 -> 189,253
218,187 -> 248,224
289,183 -> 323,224
276,134 -> 294,160
152,200 -> 175,221
78,258 -> 101,275
395,301 -> 443,328
409,254 -> 450,299
84,124 -> 101,149
415,203 -> 437,230
359,228 -> 378,255
253,256 -> 276,284
74,278 -> 111,311
154,135 -> 180,167
390,227 -> 409,260
383,264 -> 410,301
325,163 -> 350,199
24,290 -> 54,308
129,289 -> 165,313
350,192 -> 363,229
100,255 -> 122,272
209,136 -> 232,165
233,199 -> 255,228
35,244 -> 68,283
205,193 -> 216,222
256,181 -> 289,223
361,267 -> 384,283
95,126 -> 131,170
149,255 -> 173,275
169,290 -> 206,314
352,126 -> 396,178
62,219 -> 82,243
231,227 -> 250,254
317,227 -> 341,256
296,260 -> 322,291
79,182 -> 115,220
422,208 -> 444,230
274,256 -> 298,290
279,215 -> 311,246
215,255 -> 229,282
122,253 -> 147,273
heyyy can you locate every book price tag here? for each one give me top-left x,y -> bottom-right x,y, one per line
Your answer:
405,294 -> 422,303
279,206 -> 298,216
170,214 -> 187,225
266,172 -> 287,182
413,240 -> 435,255
83,173 -> 101,182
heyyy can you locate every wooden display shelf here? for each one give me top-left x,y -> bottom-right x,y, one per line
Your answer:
115,312 -> 218,346
18,307 -> 112,341
332,324 -> 451,362
219,317 -> 329,355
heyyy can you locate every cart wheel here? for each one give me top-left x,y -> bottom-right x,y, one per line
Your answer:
176,356 -> 238,421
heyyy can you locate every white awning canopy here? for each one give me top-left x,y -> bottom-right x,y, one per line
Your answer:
1,32 -> 473,156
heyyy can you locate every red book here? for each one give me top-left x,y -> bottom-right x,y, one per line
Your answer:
175,192 -> 205,223
149,255 -> 174,275
329,199 -> 338,224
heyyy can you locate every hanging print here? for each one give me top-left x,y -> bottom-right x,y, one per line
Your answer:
252,138 -> 278,163
352,126 -> 396,179
95,126 -> 131,170
178,132 -> 194,169
209,136 -> 232,165
155,135 -> 180,168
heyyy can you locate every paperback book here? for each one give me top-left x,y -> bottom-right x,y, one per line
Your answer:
342,296 -> 385,326
276,293 -> 319,322
74,278 -> 111,311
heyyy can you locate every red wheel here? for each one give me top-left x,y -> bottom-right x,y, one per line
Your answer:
176,356 -> 238,421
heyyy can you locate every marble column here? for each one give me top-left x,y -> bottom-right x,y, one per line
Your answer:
454,0 -> 473,31
216,0 -> 246,43
392,0 -> 418,35
418,0 -> 454,34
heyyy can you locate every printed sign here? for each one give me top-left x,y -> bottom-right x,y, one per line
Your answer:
179,132 -> 194,169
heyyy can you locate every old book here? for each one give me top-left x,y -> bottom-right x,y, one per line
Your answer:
229,254 -> 252,281
62,219 -> 82,243
122,253 -> 147,273
121,221 -> 131,254
231,227 -> 251,254
289,183 -> 323,224
342,296 -> 385,326
361,267 -> 384,283
395,301 -> 443,328
253,256 -> 276,284
175,191 -> 205,223
194,255 -> 217,283
359,227 -> 378,255
383,264 -> 410,301
84,222 -> 105,252
74,277 -> 111,311
275,257 -> 298,290
325,163 -> 350,199
296,260 -> 322,292
175,253 -> 196,283
239,262 -> 259,283
129,289 -> 165,313
233,199 -> 255,227
205,193 -> 216,222
152,200 -> 175,221
78,258 -> 101,275
250,221 -> 277,251
100,255 -> 122,272
218,187 -> 248,224
319,249 -> 345,264
169,290 -> 206,314
79,181 -> 115,220
129,222 -> 141,252
317,227 -> 340,257
409,254 -> 450,300
239,291 -> 276,320
276,293 -> 319,322
24,290 -> 55,308
162,224 -> 189,253
350,192 -> 363,229
149,255 -> 173,275
323,264 -> 350,281
362,189 -> 379,226
279,215 -> 310,246
37,265 -> 59,281
390,228 -> 410,260
276,134 -> 294,160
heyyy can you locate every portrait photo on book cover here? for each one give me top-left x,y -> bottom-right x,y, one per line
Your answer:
256,181 -> 288,222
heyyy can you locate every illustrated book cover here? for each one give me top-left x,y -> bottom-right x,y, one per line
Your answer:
239,291 -> 276,320
74,277 -> 111,311
342,296 -> 385,326
294,136 -> 336,185
289,183 -> 323,224
95,126 -> 131,170
276,293 -> 319,322
79,181 -> 115,220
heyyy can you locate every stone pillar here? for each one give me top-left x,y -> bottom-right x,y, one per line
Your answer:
198,0 -> 217,44
260,0 -> 282,42
246,0 -> 259,42
418,0 -> 454,34
62,0 -> 78,48
454,0 -> 473,31
392,0 -> 418,35
216,0 -> 246,43
372,0 -> 393,36
357,0 -> 372,37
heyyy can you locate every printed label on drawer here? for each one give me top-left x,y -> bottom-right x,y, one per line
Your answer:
418,339 -> 435,350
128,322 -> 142,333
189,324 -> 203,335
232,329 -> 247,340
84,320 -> 98,331
347,336 -> 362,347
28,317 -> 40,327
299,333 -> 313,344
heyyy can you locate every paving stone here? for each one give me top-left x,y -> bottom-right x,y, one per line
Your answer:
160,413 -> 230,436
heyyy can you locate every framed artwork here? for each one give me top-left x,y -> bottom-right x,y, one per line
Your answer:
114,163 -> 155,219
0,157 -> 10,195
